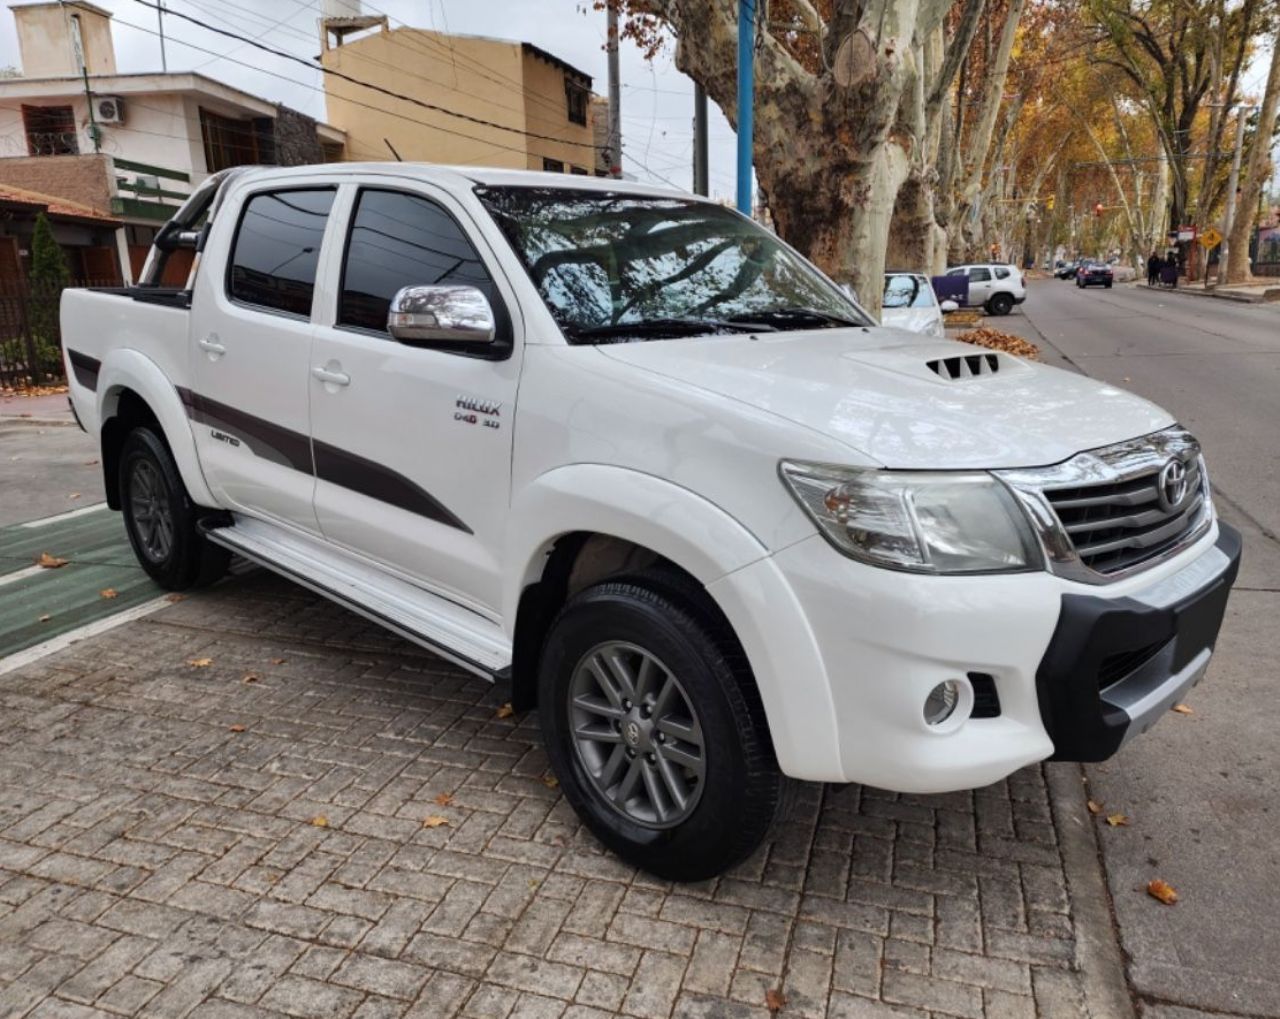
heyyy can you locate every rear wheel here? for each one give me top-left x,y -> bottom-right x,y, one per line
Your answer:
988,292 -> 1014,315
120,427 -> 229,590
1105,282 -> 1113,289
538,575 -> 782,880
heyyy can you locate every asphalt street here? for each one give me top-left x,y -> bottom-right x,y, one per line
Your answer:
1014,281 -> 1280,1019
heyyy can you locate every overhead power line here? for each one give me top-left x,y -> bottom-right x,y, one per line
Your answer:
130,0 -> 604,154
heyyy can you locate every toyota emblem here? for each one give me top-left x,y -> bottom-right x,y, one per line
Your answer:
1157,458 -> 1190,513
624,721 -> 641,746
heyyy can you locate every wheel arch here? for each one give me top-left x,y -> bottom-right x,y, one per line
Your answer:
97,350 -> 215,510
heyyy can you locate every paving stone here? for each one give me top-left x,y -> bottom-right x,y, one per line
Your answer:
0,587 -> 1093,1019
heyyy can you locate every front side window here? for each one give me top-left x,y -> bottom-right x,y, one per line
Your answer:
968,267 -> 992,282
228,188 -> 335,316
883,274 -> 936,309
476,187 -> 871,343
338,189 -> 497,333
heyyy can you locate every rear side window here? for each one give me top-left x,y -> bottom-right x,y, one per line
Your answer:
994,267 -> 1011,279
338,188 -> 497,333
228,188 -> 335,316
968,267 -> 992,282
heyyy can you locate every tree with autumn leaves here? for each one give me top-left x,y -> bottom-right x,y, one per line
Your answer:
607,0 -> 1279,306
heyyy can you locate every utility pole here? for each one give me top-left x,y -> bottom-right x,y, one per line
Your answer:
736,0 -> 755,215
157,0 -> 167,72
692,83 -> 709,196
606,3 -> 622,179
1217,106 -> 1253,286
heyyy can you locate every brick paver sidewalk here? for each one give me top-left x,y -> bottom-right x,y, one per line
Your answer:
0,572 -> 1099,1018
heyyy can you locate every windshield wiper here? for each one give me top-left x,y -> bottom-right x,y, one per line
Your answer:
567,317 -> 775,343
727,307 -> 863,329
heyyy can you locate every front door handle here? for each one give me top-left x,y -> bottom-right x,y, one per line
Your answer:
312,364 -> 351,387
198,334 -> 226,357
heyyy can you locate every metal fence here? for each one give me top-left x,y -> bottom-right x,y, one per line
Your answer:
0,280 -> 113,390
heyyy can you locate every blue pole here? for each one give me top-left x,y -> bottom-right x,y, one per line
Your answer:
736,0 -> 755,216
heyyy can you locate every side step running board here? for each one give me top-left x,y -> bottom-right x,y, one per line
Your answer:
200,515 -> 511,681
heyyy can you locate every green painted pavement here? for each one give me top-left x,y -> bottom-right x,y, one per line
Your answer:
0,505 -> 161,659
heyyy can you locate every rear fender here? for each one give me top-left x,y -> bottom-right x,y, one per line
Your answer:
98,348 -> 215,508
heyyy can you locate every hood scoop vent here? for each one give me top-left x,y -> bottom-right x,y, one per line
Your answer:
928,352 -> 1000,381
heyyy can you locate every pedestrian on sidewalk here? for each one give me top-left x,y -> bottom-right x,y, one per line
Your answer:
1147,251 -> 1162,286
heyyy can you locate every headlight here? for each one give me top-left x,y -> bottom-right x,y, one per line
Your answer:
779,461 -> 1041,574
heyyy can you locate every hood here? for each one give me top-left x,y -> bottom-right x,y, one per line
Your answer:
881,306 -> 943,337
596,327 -> 1173,470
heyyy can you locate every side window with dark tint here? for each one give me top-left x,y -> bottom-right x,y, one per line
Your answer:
969,267 -> 992,282
339,189 -> 497,334
228,188 -> 335,316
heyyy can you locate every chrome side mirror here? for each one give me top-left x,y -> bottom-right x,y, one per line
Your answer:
940,299 -> 959,313
387,285 -> 496,344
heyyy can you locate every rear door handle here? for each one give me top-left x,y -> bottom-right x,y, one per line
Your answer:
197,335 -> 226,356
312,365 -> 351,387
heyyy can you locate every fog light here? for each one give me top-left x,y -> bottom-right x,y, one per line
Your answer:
924,681 -> 961,726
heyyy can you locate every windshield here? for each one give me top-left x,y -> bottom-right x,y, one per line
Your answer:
883,274 -> 936,309
475,187 -> 871,343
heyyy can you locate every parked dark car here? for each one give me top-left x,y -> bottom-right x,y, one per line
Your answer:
1076,262 -> 1113,288
1054,260 -> 1080,279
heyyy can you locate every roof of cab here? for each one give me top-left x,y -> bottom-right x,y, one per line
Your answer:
228,162 -> 693,200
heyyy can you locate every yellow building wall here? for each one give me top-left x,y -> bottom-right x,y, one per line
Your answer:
321,27 -> 597,174
322,28 -> 533,167
519,53 -> 595,174
14,3 -> 117,77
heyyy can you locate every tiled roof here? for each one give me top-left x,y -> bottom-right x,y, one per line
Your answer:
0,183 -> 119,223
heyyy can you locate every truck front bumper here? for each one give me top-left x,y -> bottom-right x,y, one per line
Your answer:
710,523 -> 1240,791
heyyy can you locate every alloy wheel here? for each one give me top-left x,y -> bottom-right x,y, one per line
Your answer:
129,459 -> 175,564
567,640 -> 706,829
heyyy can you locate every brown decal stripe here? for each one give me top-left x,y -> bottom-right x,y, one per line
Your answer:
67,350 -> 101,391
175,386 -> 471,533
176,386 -> 312,472
313,440 -> 473,534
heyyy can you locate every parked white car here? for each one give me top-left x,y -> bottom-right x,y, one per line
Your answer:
62,164 -> 1240,880
945,262 -> 1027,315
881,272 -> 956,337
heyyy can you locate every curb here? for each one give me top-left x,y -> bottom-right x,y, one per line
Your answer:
1046,762 -> 1137,1019
0,416 -> 78,428
1132,283 -> 1271,304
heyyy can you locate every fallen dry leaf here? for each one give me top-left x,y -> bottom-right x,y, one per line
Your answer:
270,657 -> 287,665
242,673 -> 260,684
495,702 -> 515,719
83,459 -> 99,466
1106,813 -> 1129,827
99,588 -> 118,600
68,492 -> 81,500
765,988 -> 787,1013
166,593 -> 185,603
1087,799 -> 1104,815
38,613 -> 51,623
1147,878 -> 1178,905
310,815 -> 329,828
955,326 -> 1041,361
187,657 -> 213,668
37,552 -> 68,569
1172,703 -> 1194,715
228,724 -> 246,733
433,792 -> 454,807
542,774 -> 560,789
422,815 -> 450,829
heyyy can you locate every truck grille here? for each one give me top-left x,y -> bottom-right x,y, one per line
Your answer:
996,427 -> 1212,584
1044,459 -> 1206,575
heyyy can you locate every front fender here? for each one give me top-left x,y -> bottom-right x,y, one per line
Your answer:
98,348 -> 216,508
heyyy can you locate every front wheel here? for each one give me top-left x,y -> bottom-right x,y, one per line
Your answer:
538,576 -> 782,881
988,292 -> 1014,315
120,427 -> 229,590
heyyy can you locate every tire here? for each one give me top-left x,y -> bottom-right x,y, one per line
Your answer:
988,292 -> 1014,315
538,574 -> 782,880
1105,282 -> 1112,289
119,427 -> 230,590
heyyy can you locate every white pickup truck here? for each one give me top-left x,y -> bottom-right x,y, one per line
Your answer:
62,164 -> 1240,880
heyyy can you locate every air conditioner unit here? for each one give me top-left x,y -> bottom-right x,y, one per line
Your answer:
95,96 -> 125,125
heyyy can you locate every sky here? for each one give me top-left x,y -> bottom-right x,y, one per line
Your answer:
0,0 -> 743,200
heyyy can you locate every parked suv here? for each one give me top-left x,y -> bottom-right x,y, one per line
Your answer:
62,165 -> 1240,880
945,263 -> 1026,315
